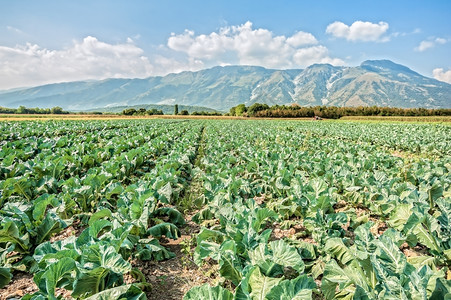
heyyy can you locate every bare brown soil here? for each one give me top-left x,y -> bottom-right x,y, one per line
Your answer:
140,215 -> 217,300
0,272 -> 37,300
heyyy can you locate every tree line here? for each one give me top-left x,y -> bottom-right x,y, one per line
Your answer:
122,105 -> 222,116
3,104 -> 449,119
0,106 -> 69,114
227,103 -> 451,118
122,108 -> 164,116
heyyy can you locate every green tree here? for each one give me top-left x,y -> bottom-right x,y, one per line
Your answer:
122,108 -> 137,115
247,103 -> 269,117
174,104 -> 179,115
50,106 -> 64,114
146,108 -> 163,115
179,110 -> 189,115
235,104 -> 247,116
16,105 -> 28,114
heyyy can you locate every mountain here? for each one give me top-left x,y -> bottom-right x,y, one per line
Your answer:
1,60 -> 450,110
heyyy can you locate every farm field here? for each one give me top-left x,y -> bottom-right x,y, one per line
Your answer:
0,119 -> 450,299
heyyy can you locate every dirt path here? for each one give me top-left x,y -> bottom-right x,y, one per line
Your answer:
141,218 -> 217,300
142,125 -> 216,299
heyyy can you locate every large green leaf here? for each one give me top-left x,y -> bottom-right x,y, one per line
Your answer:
147,222 -> 180,239
84,284 -> 146,300
152,207 -> 186,226
249,240 -> 304,275
13,177 -> 33,201
183,284 -> 233,300
35,213 -> 63,245
157,182 -> 173,204
321,259 -> 355,300
248,267 -> 282,300
251,208 -> 278,232
32,194 -> 56,223
321,259 -> 375,300
406,265 -> 433,300
270,240 -> 304,272
324,238 -> 354,265
72,267 -> 109,298
33,237 -> 77,263
426,183 -> 443,211
413,223 -> 441,253
429,277 -> 451,300
373,235 -> 407,276
88,209 -> 112,226
194,241 -> 220,265
387,203 -> 412,231
266,275 -> 316,300
0,267 -> 12,289
234,265 -> 256,300
82,244 -> 131,275
407,255 -> 437,269
354,222 -> 375,253
34,244 -> 80,270
89,219 -> 113,239
0,220 -> 30,253
37,257 -> 76,299
218,240 -> 241,286
135,238 -> 175,261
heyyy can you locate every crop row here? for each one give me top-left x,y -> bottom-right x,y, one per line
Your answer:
0,120 -> 203,299
184,120 -> 450,299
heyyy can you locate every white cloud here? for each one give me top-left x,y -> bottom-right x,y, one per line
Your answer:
286,31 -> 318,47
167,21 -> 343,69
415,37 -> 448,52
293,46 -> 344,66
326,20 -> 389,42
6,25 -> 23,34
433,68 -> 451,84
152,54 -> 205,74
435,37 -> 447,44
0,36 -> 157,89
415,40 -> 434,52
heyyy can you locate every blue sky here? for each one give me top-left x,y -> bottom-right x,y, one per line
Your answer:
0,0 -> 450,89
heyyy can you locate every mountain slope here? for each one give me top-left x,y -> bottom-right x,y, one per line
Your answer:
0,60 -> 450,110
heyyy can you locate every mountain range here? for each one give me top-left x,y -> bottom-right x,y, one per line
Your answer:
0,60 -> 450,111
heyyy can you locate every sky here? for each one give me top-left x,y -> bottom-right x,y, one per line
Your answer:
0,0 -> 450,90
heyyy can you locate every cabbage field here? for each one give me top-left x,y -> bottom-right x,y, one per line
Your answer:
0,119 -> 450,299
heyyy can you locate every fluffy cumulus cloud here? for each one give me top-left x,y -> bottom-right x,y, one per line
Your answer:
0,36 -> 155,89
415,37 -> 448,52
326,20 -> 389,42
433,68 -> 451,84
167,21 -> 343,69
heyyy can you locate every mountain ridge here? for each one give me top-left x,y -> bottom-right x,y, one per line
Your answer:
0,60 -> 450,110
